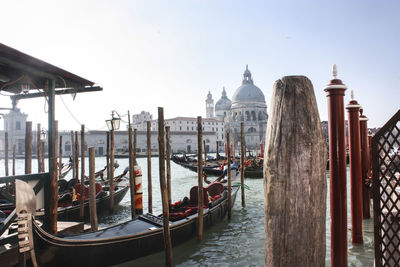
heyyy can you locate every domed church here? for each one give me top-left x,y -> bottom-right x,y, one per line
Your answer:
207,65 -> 268,150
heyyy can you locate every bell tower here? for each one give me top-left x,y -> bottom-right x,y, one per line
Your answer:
206,91 -> 214,118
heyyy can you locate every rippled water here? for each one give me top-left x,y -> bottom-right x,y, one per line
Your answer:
0,157 -> 375,266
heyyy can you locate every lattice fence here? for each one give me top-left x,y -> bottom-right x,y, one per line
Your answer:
372,110 -> 400,267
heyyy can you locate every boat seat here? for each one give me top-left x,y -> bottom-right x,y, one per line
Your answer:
189,186 -> 209,207
58,179 -> 68,192
206,182 -> 224,198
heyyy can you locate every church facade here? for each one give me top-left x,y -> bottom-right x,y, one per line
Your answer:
206,66 -> 268,150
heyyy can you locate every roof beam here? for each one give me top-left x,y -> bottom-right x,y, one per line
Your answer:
10,86 -> 103,101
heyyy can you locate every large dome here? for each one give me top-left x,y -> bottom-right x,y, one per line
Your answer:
215,87 -> 231,111
232,66 -> 265,105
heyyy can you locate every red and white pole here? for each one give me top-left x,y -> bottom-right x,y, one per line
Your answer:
346,96 -> 363,244
359,109 -> 371,219
324,64 -> 348,266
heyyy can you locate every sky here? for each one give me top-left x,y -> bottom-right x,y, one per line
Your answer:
0,0 -> 399,130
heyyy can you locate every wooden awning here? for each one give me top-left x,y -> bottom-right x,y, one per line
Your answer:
0,43 -> 102,99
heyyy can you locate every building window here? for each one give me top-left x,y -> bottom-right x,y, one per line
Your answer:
187,126 -> 189,130
180,126 -> 182,130
192,127 -> 194,130
248,127 -> 256,133
65,144 -> 71,152
212,127 -> 214,131
16,121 -> 21,130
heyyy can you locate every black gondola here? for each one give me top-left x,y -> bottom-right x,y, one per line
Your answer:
30,181 -> 239,266
172,155 -> 263,178
56,185 -> 129,221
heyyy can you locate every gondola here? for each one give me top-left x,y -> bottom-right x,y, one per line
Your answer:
172,155 -> 263,178
55,184 -> 129,221
22,174 -> 240,266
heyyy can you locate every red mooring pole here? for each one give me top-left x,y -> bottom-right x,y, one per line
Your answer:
359,109 -> 371,219
324,64 -> 348,266
346,97 -> 363,244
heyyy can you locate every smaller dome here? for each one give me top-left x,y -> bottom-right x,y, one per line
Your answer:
215,87 -> 231,111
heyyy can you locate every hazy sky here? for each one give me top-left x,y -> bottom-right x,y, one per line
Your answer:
1,0 -> 399,130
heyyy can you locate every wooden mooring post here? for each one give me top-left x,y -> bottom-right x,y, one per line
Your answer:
240,122 -> 245,207
59,135 -> 63,179
88,147 -> 98,231
147,121 -> 153,214
158,107 -> 173,267
324,65 -> 348,266
360,110 -> 371,219
197,116 -> 204,241
227,132 -> 232,220
75,131 -> 79,183
203,140 -> 207,165
265,76 -> 327,266
5,132 -> 8,176
12,144 -> 16,176
25,121 -> 32,174
36,124 -> 41,172
71,131 -> 76,181
166,126 -> 172,205
80,125 -> 86,220
128,114 -> 136,219
109,129 -> 115,213
346,97 -> 363,244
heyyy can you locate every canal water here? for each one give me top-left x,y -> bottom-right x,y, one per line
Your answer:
1,157 -> 374,266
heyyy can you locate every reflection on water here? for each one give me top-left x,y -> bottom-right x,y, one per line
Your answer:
0,158 -> 374,266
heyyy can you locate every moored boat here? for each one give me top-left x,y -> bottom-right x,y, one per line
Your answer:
25,176 -> 240,266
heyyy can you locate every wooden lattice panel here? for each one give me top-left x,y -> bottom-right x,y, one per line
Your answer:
373,110 -> 400,267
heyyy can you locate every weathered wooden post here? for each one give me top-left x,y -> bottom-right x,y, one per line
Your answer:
75,131 -> 79,183
197,116 -> 204,241
106,132 -> 110,181
59,135 -> 63,179
158,107 -> 173,267
240,122 -> 245,207
128,114 -> 136,219
264,75 -> 327,266
134,129 -> 142,214
324,65 -> 348,266
147,121 -> 153,213
80,125 -> 86,220
36,124 -> 41,172
41,141 -> 45,172
88,147 -> 98,231
5,132 -> 9,176
166,126 -> 172,205
227,132 -> 232,220
71,131 -> 76,181
55,121 -> 59,178
216,140 -> 219,159
346,96 -> 363,244
203,140 -> 207,165
25,121 -> 32,174
12,144 -> 16,176
360,109 -> 371,219
109,129 -> 115,213
47,79 -> 58,234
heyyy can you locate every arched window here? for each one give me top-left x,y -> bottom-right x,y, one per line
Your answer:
245,111 -> 251,121
247,127 -> 256,133
251,111 -> 256,121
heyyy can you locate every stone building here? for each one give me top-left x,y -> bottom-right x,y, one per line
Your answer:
212,65 -> 268,150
